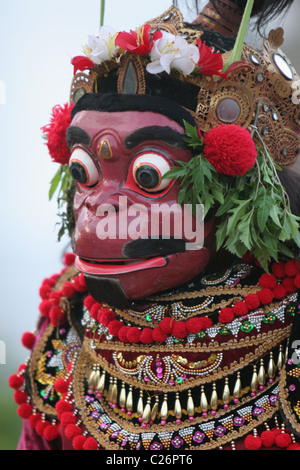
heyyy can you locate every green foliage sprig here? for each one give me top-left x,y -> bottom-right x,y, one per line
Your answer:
49,165 -> 76,241
165,121 -> 300,271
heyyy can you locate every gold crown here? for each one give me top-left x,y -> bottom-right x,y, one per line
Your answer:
69,6 -> 300,167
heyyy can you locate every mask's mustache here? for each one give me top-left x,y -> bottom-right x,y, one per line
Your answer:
122,237 -> 186,259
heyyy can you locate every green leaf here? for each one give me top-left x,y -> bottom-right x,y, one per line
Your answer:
49,167 -> 63,200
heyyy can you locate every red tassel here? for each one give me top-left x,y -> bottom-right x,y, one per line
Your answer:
44,424 -> 60,441
54,378 -> 69,394
35,420 -> 50,436
8,373 -> 24,390
21,332 -> 36,350
261,430 -> 276,448
83,436 -> 99,450
244,434 -> 262,450
65,424 -> 82,440
13,390 -> 28,405
17,403 -> 32,419
275,432 -> 292,448
73,435 -> 87,450
60,411 -> 76,427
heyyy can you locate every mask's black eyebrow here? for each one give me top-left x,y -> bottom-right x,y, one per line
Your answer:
66,126 -> 92,149
123,126 -> 187,150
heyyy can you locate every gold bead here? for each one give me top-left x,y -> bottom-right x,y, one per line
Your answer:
174,393 -> 182,420
187,390 -> 195,417
222,378 -> 230,405
210,383 -> 218,411
200,386 -> 208,413
233,372 -> 241,399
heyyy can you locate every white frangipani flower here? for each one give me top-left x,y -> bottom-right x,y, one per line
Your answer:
87,26 -> 117,64
146,31 -> 200,75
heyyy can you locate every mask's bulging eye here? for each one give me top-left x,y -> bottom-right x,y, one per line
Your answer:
69,147 -> 99,187
133,153 -> 172,193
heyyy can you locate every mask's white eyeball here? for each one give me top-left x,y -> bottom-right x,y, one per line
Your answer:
133,153 -> 172,193
69,147 -> 99,187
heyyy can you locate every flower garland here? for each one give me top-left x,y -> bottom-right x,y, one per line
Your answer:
72,23 -> 228,79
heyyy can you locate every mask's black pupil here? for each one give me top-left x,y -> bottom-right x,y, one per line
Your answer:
69,162 -> 88,184
136,165 -> 160,189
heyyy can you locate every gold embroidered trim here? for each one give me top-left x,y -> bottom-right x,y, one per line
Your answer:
82,325 -> 291,391
72,346 -> 280,450
279,366 -> 300,434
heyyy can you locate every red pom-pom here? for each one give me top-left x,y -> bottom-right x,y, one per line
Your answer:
21,332 -> 36,350
39,299 -> 52,317
83,436 -> 99,451
219,307 -> 234,323
261,430 -> 276,448
62,281 -> 76,298
259,273 -> 277,289
65,424 -> 82,440
90,303 -> 101,320
84,295 -> 96,310
35,420 -> 50,436
54,378 -> 69,394
73,274 -> 87,292
244,293 -> 260,310
60,411 -> 76,427
172,321 -> 188,339
159,317 -> 175,334
275,432 -> 292,448
41,103 -> 74,165
29,413 -> 41,428
39,283 -> 52,300
186,317 -> 204,334
14,390 -> 28,405
98,308 -> 116,326
271,261 -> 286,278
287,443 -> 300,450
48,290 -> 63,305
8,373 -> 24,390
282,276 -> 296,293
44,424 -> 60,441
127,327 -> 141,343
49,306 -> 66,327
118,326 -> 130,343
73,435 -> 87,450
257,288 -> 274,305
233,301 -> 248,317
139,328 -> 153,344
244,434 -> 262,450
272,284 -> 287,299
152,327 -> 168,343
64,252 -> 76,267
55,400 -> 72,418
108,320 -> 123,337
294,273 -> 300,289
285,260 -> 300,277
17,403 -> 32,419
203,124 -> 257,176
201,317 -> 213,330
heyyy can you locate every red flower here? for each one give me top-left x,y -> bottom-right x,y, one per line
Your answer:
204,124 -> 257,176
41,103 -> 74,165
196,40 -> 227,79
115,24 -> 162,56
71,56 -> 95,75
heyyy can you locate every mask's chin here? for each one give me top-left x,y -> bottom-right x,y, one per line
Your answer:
78,248 -> 211,309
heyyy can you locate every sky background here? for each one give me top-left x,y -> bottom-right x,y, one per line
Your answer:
0,0 -> 299,448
